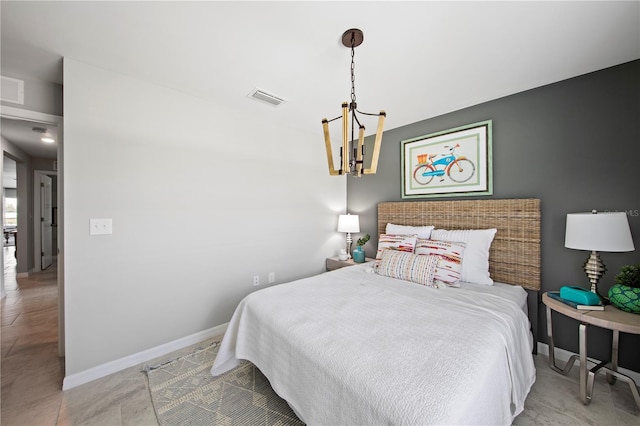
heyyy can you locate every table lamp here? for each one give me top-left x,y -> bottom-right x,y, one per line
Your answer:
565,210 -> 635,295
337,214 -> 360,259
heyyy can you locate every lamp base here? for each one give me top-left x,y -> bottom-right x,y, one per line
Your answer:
583,250 -> 606,295
345,232 -> 353,259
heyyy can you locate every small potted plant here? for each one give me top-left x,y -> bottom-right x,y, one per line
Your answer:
608,264 -> 640,314
353,234 -> 370,263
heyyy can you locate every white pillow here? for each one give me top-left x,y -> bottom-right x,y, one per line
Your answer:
385,223 -> 434,239
430,228 -> 497,285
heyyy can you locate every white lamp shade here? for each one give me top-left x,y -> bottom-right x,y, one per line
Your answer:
565,212 -> 635,252
337,214 -> 360,233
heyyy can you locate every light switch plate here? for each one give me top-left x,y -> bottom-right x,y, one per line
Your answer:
90,218 -> 113,235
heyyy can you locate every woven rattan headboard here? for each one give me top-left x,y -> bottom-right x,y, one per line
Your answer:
378,199 -> 540,291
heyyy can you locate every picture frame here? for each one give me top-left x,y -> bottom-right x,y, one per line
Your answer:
401,120 -> 492,199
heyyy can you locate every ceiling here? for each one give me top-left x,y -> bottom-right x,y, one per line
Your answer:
1,117 -> 58,189
1,117 -> 58,159
1,1 -> 639,145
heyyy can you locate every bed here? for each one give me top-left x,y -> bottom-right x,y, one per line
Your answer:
211,198 -> 541,425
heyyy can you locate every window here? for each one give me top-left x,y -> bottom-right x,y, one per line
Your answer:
4,197 -> 17,227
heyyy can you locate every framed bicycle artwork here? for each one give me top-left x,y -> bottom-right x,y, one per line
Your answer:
401,120 -> 493,199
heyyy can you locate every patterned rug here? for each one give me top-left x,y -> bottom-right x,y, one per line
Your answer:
144,341 -> 304,425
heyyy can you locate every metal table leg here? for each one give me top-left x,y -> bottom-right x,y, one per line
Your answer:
546,305 -> 578,374
607,330 -> 618,385
546,315 -> 595,406
599,366 -> 640,410
581,326 -> 640,410
579,323 -> 592,404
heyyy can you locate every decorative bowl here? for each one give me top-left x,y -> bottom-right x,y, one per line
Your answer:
608,284 -> 640,314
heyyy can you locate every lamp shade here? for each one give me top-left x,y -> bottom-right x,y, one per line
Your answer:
565,211 -> 635,252
337,214 -> 360,233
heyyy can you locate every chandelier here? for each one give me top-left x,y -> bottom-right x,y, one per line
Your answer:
322,28 -> 386,177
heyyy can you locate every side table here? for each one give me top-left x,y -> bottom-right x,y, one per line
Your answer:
542,292 -> 640,410
326,256 -> 374,271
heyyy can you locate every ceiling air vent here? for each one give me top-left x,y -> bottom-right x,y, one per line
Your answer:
1,76 -> 25,104
248,88 -> 286,106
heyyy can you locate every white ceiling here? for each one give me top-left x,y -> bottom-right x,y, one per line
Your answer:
1,117 -> 58,158
1,117 -> 58,189
1,1 -> 639,142
0,117 -> 58,188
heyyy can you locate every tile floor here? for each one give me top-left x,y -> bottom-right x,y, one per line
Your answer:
1,245 -> 639,425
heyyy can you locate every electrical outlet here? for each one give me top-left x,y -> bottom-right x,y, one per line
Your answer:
253,275 -> 260,286
90,218 -> 113,235
268,272 -> 275,283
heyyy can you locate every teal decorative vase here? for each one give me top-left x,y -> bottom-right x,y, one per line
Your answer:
353,246 -> 365,263
608,284 -> 640,314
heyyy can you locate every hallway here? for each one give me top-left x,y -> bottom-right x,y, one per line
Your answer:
1,246 -> 177,425
1,246 -> 63,424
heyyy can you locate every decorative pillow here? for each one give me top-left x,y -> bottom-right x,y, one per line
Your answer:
430,229 -> 497,285
375,234 -> 418,261
415,239 -> 466,286
385,223 -> 434,239
376,250 -> 439,288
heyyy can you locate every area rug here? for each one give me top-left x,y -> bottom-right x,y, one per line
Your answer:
144,341 -> 304,425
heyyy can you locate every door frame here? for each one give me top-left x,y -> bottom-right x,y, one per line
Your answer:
34,170 -> 57,272
1,105 -> 64,356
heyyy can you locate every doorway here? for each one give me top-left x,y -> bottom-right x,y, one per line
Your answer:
41,173 -> 53,270
2,157 -> 18,277
0,105 -> 64,356
34,171 -> 57,271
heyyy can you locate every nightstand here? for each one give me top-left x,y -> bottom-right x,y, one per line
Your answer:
326,256 -> 374,271
542,292 -> 640,410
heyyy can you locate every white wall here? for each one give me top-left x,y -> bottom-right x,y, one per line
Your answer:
63,58 -> 346,376
1,71 -> 63,117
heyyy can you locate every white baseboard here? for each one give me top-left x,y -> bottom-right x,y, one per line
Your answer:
62,323 -> 228,390
537,342 -> 640,384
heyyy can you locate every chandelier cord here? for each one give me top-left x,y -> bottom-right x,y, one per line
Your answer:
349,32 -> 358,172
349,32 -> 381,119
350,33 -> 357,112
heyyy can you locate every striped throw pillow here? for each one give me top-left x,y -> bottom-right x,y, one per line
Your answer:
376,250 -> 439,288
375,234 -> 417,261
415,239 -> 466,286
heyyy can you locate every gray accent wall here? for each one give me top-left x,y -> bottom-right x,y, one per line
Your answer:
348,60 -> 640,372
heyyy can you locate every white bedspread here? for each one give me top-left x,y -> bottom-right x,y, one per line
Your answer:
211,262 -> 536,425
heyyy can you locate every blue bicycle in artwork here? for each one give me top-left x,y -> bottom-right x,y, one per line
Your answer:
412,144 -> 476,185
